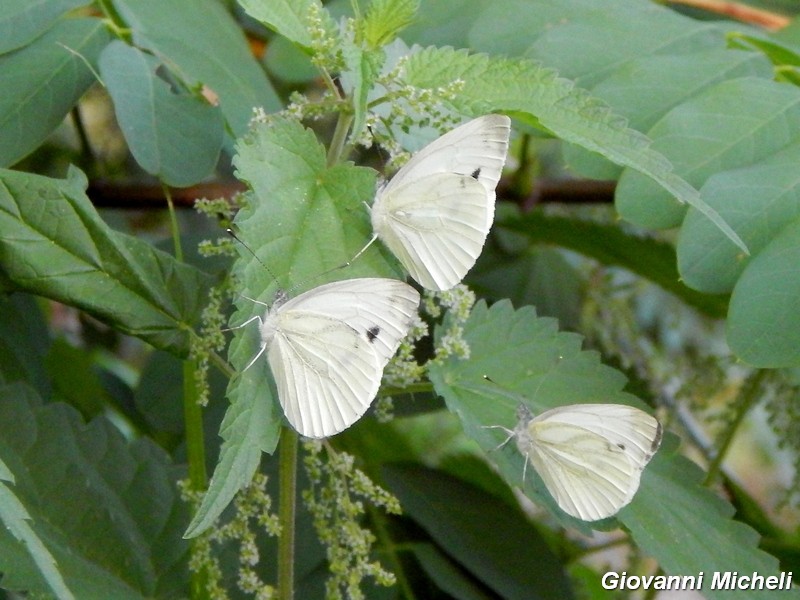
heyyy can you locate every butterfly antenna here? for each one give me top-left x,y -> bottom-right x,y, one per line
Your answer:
226,228 -> 280,285
308,232 -> 380,282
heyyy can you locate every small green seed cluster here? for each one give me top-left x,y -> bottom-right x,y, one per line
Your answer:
302,441 -> 399,599
190,282 -> 231,407
383,313 -> 427,388
181,475 -> 280,599
425,285 -> 476,363
307,2 -> 345,76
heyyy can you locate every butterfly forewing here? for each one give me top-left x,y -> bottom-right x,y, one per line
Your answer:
260,278 -> 420,438
371,114 -> 511,291
381,114 -> 511,197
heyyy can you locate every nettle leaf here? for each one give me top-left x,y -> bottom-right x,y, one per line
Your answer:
112,0 -> 281,136
727,217 -> 800,368
616,77 -> 800,230
187,117 -> 399,536
428,301 -> 784,588
400,46 -> 747,253
0,17 -> 110,167
0,382 -> 188,598
623,452 -> 784,600
99,40 -> 223,187
0,167 -> 212,357
362,0 -> 419,48
678,142 -> 800,294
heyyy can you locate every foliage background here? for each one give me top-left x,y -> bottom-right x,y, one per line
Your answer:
1,0 -> 800,598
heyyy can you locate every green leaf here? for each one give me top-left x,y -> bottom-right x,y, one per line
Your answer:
0,167 -> 212,357
0,0 -> 90,54
729,32 -> 800,69
239,0 -> 323,48
403,0 -> 492,48
677,142 -> 800,294
98,40 -> 224,187
470,243 -> 585,330
362,0 -> 419,48
469,0 -> 724,86
383,464 -> 575,600
727,217 -> 800,367
0,382 -> 189,598
428,300 -> 787,592
0,455 -> 74,600
45,337 -> 108,420
496,210 -> 728,319
264,36 -> 318,83
0,293 -> 51,399
0,18 -> 110,167
409,543 -> 495,600
616,77 -> 800,230
112,0 -> 281,136
563,49 -> 772,180
623,452 -> 787,600
401,46 -> 747,253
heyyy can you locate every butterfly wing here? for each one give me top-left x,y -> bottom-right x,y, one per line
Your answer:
372,115 -> 511,290
264,278 -> 420,438
381,114 -> 512,200
373,173 -> 490,290
523,404 -> 661,521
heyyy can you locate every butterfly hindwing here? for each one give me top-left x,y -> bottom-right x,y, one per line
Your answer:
268,313 -> 381,438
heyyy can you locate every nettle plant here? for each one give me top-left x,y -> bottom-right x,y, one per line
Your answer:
2,0 -> 800,599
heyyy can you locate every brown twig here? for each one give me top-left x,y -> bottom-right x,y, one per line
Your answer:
663,0 -> 790,31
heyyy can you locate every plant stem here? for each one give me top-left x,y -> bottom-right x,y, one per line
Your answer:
327,112 -> 354,167
278,428 -> 299,600
704,369 -> 766,485
164,184 -> 184,262
183,358 -> 209,599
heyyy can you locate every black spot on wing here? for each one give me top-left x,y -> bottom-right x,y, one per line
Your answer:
651,421 -> 664,453
366,326 -> 380,343
470,167 -> 481,179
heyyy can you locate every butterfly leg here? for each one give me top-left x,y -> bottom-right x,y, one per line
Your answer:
242,342 -> 267,372
222,314 -> 263,332
482,424 -> 517,451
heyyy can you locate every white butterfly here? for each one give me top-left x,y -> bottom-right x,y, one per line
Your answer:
491,403 -> 662,521
369,114 -> 511,291
240,278 -> 420,438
